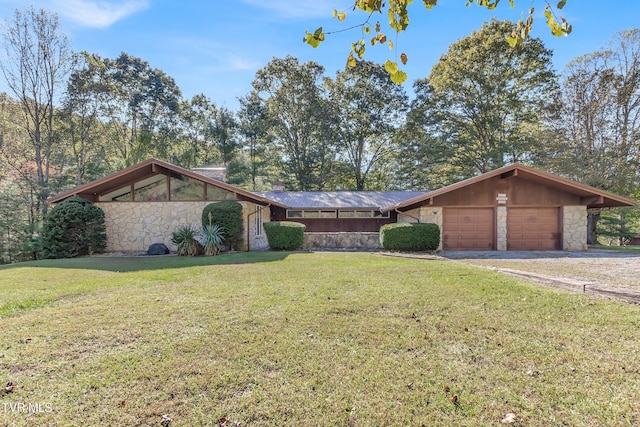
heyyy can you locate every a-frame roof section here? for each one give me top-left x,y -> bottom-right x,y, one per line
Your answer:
389,163 -> 637,212
48,158 -> 286,207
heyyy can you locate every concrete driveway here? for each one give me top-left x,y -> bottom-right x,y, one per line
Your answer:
439,250 -> 640,303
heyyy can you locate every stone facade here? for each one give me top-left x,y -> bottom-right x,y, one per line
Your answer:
496,206 -> 507,251
96,201 -> 270,253
302,232 -> 382,250
397,207 -> 443,250
562,205 -> 587,251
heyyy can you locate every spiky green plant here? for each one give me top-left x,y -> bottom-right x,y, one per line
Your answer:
196,224 -> 224,256
170,225 -> 201,256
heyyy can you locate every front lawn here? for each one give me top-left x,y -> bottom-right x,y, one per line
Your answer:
0,252 -> 638,426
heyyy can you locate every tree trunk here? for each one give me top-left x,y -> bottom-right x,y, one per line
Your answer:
587,209 -> 601,245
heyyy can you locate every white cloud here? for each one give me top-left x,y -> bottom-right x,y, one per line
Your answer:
238,0 -> 343,19
51,0 -> 149,28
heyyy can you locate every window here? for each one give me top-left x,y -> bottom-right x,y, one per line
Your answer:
134,176 -> 168,201
286,210 -> 337,219
338,210 -> 389,219
206,184 -> 236,201
255,206 -> 263,236
287,210 -> 303,218
170,176 -> 204,200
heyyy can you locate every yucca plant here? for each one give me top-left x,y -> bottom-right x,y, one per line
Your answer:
170,225 -> 201,256
196,224 -> 224,256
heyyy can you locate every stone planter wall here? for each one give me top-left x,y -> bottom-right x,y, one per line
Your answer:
302,232 -> 382,250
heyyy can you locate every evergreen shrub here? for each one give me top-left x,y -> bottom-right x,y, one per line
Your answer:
41,196 -> 107,259
202,201 -> 243,250
379,222 -> 440,251
263,221 -> 305,250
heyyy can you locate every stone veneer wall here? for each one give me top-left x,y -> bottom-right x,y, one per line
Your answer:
397,207 -> 443,250
563,205 -> 587,251
247,205 -> 270,251
96,201 -> 267,253
302,232 -> 381,250
496,206 -> 507,251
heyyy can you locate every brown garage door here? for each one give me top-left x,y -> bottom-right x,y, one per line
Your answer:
443,208 -> 495,250
507,207 -> 560,250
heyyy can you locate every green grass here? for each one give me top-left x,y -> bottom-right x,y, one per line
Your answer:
590,244 -> 640,253
0,252 -> 639,426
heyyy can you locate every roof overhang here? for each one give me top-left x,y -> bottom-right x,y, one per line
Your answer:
48,158 -> 286,208
387,163 -> 637,212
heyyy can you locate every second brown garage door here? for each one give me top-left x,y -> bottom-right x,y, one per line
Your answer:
507,207 -> 560,250
443,208 -> 495,250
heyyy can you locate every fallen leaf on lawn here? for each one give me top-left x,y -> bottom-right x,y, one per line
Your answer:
2,381 -> 18,394
160,414 -> 172,426
501,413 -> 517,423
451,394 -> 458,404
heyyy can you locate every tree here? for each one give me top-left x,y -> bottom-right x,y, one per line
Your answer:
179,94 -> 221,167
60,52 -> 111,185
410,20 -> 557,182
211,106 -> 240,167
251,56 -> 336,191
99,52 -> 182,167
325,60 -> 408,190
0,7 -> 72,216
237,92 -> 276,190
305,0 -> 572,83
536,29 -> 640,244
40,195 -> 106,259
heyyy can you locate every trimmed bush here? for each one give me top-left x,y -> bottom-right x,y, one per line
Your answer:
263,221 -> 306,250
380,222 -> 440,251
41,196 -> 107,259
202,201 -> 243,250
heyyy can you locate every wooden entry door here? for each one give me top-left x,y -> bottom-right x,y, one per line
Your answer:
443,208 -> 495,250
507,207 -> 560,250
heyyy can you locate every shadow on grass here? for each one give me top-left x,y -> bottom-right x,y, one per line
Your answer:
0,250 -> 307,273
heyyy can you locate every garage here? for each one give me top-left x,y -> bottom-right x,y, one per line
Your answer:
443,208 -> 495,250
507,207 -> 560,250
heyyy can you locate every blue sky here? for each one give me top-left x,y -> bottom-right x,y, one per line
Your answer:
0,1 -> 638,109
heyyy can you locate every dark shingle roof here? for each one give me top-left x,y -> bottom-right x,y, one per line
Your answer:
255,191 -> 428,210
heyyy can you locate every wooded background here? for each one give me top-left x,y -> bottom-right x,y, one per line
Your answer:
1,9 -> 638,263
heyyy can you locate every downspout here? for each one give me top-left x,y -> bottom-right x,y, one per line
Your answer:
247,203 -> 271,252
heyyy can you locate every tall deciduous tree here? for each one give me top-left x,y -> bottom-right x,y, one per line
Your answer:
60,52 -> 110,185
411,20 -> 557,182
237,92 -> 275,190
325,61 -> 408,190
100,52 -> 182,167
538,29 -> 640,243
0,7 -> 72,216
252,56 -> 336,191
